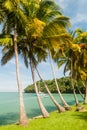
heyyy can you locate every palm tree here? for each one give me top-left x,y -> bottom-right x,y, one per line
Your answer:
56,29 -> 87,106
30,57 -> 49,117
49,51 -> 71,110
0,0 -> 29,126
35,65 -> 66,112
70,55 -> 80,106
56,38 -> 81,106
76,43 -> 87,104
72,29 -> 87,104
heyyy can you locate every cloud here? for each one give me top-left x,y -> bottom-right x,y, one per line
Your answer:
55,0 -> 69,9
71,13 -> 87,25
56,0 -> 87,30
78,0 -> 87,13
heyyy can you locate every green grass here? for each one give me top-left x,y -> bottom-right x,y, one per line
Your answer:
0,105 -> 87,130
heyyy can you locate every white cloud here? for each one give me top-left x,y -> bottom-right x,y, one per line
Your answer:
78,0 -> 87,13
71,13 -> 87,25
55,0 -> 68,9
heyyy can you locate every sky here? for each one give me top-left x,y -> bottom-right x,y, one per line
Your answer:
0,0 -> 87,92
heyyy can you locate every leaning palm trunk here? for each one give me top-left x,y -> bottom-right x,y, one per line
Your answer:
14,25 -> 28,126
49,51 -> 71,110
84,80 -> 87,104
76,86 -> 85,100
71,57 -> 79,106
30,58 -> 49,118
78,88 -> 85,100
71,79 -> 79,106
35,65 -> 66,112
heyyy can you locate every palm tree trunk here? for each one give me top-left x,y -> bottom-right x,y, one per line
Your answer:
49,51 -> 71,110
14,25 -> 28,126
71,57 -> 79,106
71,79 -> 79,106
77,86 -> 85,100
84,80 -> 87,104
35,65 -> 66,112
30,58 -> 49,118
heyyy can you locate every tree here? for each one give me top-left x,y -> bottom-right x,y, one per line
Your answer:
56,31 -> 81,106
0,0 -> 29,126
49,51 -> 71,110
35,65 -> 66,112
57,28 -> 87,106
73,29 -> 87,104
30,57 -> 49,117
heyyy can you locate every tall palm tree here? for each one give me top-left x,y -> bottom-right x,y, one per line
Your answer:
76,43 -> 87,104
35,65 -> 66,112
71,29 -> 87,104
30,57 -> 49,117
70,55 -> 80,106
56,29 -> 87,106
49,51 -> 71,110
0,0 -> 29,126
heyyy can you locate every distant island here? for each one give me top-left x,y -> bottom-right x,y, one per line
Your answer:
24,77 -> 85,93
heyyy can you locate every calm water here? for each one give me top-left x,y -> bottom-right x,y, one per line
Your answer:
0,92 -> 83,125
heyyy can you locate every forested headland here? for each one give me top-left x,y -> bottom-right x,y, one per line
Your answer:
24,77 -> 85,94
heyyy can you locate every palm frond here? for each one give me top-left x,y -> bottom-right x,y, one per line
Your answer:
0,37 -> 13,46
57,58 -> 67,68
1,48 -> 14,65
37,0 -> 62,23
63,60 -> 70,75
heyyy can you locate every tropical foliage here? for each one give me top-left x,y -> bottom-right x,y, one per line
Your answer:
24,76 -> 85,94
0,0 -> 87,127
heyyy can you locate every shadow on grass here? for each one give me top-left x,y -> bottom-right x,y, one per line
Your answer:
72,111 -> 87,121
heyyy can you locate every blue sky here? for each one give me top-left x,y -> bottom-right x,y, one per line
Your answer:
0,0 -> 87,92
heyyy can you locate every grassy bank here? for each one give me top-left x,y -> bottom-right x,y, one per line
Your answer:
0,105 -> 87,130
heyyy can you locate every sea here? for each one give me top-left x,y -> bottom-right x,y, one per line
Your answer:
0,92 -> 83,125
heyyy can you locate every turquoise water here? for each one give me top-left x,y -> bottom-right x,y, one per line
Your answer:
0,92 -> 83,125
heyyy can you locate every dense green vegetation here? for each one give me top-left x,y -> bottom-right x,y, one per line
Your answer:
24,77 -> 85,94
0,104 -> 87,130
